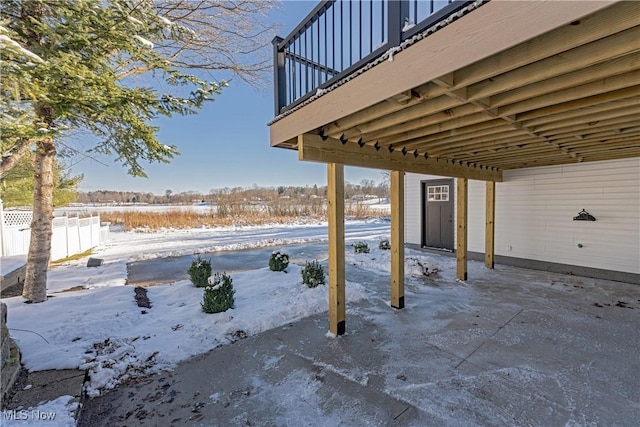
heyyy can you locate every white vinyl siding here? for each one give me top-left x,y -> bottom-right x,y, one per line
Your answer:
405,158 -> 640,274
405,173 -> 423,245
468,180 -> 485,254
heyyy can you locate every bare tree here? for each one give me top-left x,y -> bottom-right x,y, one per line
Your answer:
1,0 -> 278,303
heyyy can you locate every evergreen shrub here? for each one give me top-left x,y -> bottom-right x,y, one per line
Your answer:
188,255 -> 212,287
202,273 -> 235,314
354,241 -> 370,254
269,251 -> 289,272
302,260 -> 325,288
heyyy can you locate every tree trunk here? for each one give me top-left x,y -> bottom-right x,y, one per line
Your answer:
22,138 -> 55,303
20,0 -> 55,303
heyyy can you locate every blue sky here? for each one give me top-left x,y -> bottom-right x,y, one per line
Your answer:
71,1 -> 383,195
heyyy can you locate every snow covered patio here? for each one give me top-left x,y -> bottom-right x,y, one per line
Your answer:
78,252 -> 639,425
2,220 -> 638,425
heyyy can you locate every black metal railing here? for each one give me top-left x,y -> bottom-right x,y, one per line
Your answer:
273,0 -> 474,115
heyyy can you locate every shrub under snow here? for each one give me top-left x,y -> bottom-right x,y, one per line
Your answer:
269,251 -> 289,272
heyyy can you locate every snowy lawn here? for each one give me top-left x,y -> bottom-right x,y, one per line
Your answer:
4,265 -> 368,397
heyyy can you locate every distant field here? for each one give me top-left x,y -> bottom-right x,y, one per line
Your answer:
54,204 -> 214,216
53,202 -> 390,230
55,202 -> 390,216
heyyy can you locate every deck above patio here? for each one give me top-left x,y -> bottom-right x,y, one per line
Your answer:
269,0 -> 640,336
270,0 -> 639,176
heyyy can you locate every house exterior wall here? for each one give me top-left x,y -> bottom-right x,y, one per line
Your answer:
405,158 -> 640,277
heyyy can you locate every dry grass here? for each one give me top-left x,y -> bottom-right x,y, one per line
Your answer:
50,248 -> 93,265
99,201 -> 385,231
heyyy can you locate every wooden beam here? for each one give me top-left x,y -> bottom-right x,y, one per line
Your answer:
453,1 -> 640,88
333,94 -> 460,140
531,104 -> 640,134
390,171 -> 405,309
376,112 -> 492,146
456,178 -> 468,281
520,97 -> 640,128
327,163 -> 346,336
515,87 -> 640,122
359,103 -> 482,143
466,28 -> 640,101
416,126 -> 533,153
498,71 -> 640,117
489,51 -> 640,109
485,181 -> 496,269
321,83 -> 444,137
401,122 -> 518,151
298,134 -> 503,182
539,114 -> 640,139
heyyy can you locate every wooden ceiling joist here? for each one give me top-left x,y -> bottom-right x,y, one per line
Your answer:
451,1 -> 640,89
546,116 -> 640,140
521,97 -> 640,128
328,93 -> 459,140
530,104 -> 640,134
489,54 -> 640,109
298,134 -> 503,182
466,28 -> 640,101
516,87 -> 640,122
497,71 -> 640,117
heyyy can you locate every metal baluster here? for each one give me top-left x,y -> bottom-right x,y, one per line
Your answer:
381,0 -> 385,45
317,15 -> 321,86
340,2 -> 344,72
349,1 -> 352,66
287,49 -> 291,103
332,3 -> 335,75
311,21 -> 314,89
297,39 -> 301,100
359,0 -> 362,59
369,0 -> 373,53
324,12 -> 327,84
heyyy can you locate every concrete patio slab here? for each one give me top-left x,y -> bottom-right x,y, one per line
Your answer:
78,254 -> 640,426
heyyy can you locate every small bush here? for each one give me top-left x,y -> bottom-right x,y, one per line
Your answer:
188,256 -> 212,287
302,260 -> 325,288
354,241 -> 370,254
202,273 -> 235,314
378,239 -> 391,250
269,251 -> 289,272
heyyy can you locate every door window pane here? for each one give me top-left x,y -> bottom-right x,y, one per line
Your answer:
427,185 -> 449,202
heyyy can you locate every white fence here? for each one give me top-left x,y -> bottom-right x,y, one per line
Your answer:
0,201 -> 109,260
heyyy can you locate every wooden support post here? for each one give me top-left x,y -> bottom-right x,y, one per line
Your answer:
390,170 -> 405,309
456,178 -> 468,281
485,181 -> 496,269
327,163 -> 346,335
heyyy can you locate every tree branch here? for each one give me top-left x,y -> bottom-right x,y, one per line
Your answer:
1,139 -> 32,179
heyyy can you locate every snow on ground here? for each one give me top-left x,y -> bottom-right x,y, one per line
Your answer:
2,395 -> 78,426
346,243 -> 439,277
1,255 -> 28,276
96,219 -> 390,262
41,219 -> 388,293
2,219 -> 417,399
1,218 -> 446,422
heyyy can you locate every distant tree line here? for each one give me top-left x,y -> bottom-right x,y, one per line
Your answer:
76,179 -> 390,205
